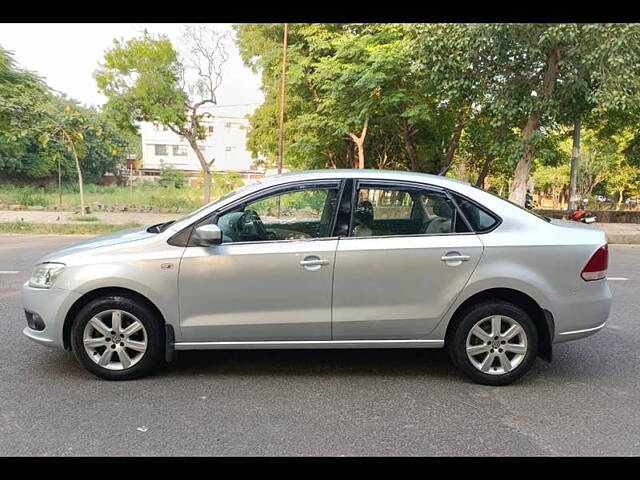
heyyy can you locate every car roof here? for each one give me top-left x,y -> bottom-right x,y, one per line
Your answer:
254,169 -> 470,189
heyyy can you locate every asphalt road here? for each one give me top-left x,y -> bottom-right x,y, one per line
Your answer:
1,234 -> 639,456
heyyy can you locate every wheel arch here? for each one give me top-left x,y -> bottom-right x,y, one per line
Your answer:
62,287 -> 166,351
444,288 -> 554,362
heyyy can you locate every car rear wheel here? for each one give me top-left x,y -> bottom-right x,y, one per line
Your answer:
449,301 -> 538,386
70,295 -> 164,380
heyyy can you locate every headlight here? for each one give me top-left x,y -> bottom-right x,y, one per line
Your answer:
29,262 -> 66,289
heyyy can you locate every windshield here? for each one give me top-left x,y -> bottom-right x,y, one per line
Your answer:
168,182 -> 260,226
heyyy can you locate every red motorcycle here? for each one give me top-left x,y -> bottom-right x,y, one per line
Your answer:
568,209 -> 596,224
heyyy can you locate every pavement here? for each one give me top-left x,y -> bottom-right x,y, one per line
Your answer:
589,222 -> 640,244
1,210 -> 640,243
0,235 -> 639,456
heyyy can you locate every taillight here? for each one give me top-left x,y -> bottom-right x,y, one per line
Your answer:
581,244 -> 608,281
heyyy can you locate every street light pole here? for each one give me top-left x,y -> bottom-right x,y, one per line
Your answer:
277,23 -> 289,175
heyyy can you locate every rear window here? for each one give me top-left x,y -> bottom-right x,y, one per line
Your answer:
450,192 -> 500,233
477,187 -> 552,223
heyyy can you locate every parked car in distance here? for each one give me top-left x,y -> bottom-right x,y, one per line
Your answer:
22,170 -> 612,385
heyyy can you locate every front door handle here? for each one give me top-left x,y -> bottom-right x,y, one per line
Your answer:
299,256 -> 329,271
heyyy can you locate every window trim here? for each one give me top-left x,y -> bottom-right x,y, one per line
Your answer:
178,179 -> 347,247
347,179 -> 475,239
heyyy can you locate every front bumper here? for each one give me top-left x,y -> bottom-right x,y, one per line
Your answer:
21,282 -> 81,351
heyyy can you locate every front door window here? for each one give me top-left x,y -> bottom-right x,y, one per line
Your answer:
216,187 -> 340,243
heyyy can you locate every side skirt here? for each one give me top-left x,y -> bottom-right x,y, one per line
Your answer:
174,339 -> 445,351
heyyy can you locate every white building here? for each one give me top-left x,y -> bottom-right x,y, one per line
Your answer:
138,105 -> 265,183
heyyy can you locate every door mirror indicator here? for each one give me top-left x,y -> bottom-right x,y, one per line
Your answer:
194,224 -> 223,246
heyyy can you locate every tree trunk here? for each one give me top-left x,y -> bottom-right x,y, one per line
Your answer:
509,44 -> 562,206
617,189 -> 625,210
187,135 -> 213,203
568,117 -> 581,212
327,151 -> 336,169
347,115 -> 369,169
509,115 -> 539,206
475,154 -> 495,188
346,141 -> 356,169
439,103 -> 469,176
400,122 -> 420,172
61,129 -> 84,216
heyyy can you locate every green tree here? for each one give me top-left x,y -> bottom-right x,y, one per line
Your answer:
95,27 -> 229,203
466,24 -> 640,205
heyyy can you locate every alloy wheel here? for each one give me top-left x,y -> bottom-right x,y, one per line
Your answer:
82,309 -> 148,370
465,315 -> 528,375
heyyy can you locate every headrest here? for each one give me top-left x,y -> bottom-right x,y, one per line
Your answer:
433,199 -> 452,218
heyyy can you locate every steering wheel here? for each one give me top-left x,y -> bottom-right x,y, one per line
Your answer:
237,209 -> 268,241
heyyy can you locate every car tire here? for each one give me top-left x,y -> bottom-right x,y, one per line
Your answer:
70,294 -> 164,380
448,300 -> 538,386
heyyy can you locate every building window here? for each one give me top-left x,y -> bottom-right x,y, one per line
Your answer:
154,144 -> 168,156
225,146 -> 232,152
207,125 -> 214,135
225,122 -> 232,128
173,145 -> 187,157
172,145 -> 188,156
153,123 -> 161,132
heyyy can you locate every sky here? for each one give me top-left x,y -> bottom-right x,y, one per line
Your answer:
0,23 -> 264,110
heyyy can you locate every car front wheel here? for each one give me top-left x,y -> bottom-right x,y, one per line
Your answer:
70,295 -> 164,380
449,300 -> 538,386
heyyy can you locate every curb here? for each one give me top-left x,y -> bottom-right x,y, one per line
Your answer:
606,234 -> 640,245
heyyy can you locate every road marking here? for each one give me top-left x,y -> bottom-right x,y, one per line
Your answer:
607,277 -> 629,281
0,270 -> 19,274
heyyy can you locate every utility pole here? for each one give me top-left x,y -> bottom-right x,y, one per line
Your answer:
57,156 -> 62,221
277,23 -> 288,175
568,117 -> 581,213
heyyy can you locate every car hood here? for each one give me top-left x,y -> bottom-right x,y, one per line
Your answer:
41,226 -> 157,262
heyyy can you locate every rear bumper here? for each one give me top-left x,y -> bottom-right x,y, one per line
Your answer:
555,321 -> 607,343
551,280 -> 612,344
21,282 -> 81,351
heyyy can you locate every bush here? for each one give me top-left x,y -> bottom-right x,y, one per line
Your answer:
158,167 -> 186,189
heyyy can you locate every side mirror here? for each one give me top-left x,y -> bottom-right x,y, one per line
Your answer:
193,224 -> 222,246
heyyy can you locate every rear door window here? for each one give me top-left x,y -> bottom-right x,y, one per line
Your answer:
351,183 -> 470,237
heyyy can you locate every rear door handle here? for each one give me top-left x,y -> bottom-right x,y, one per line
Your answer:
299,259 -> 330,266
441,254 -> 470,262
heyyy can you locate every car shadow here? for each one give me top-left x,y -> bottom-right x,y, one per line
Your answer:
39,339 -> 616,385
160,348 -> 461,380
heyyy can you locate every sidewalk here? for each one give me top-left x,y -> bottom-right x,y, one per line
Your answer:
589,222 -> 640,245
0,210 -> 638,244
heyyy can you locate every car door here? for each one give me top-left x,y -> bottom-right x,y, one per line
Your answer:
178,180 -> 344,342
332,180 -> 484,340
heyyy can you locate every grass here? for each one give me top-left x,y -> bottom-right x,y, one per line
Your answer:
0,221 -> 143,235
0,183 -> 208,211
74,216 -> 100,222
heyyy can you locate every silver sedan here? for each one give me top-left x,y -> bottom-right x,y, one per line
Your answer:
22,170 -> 612,385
